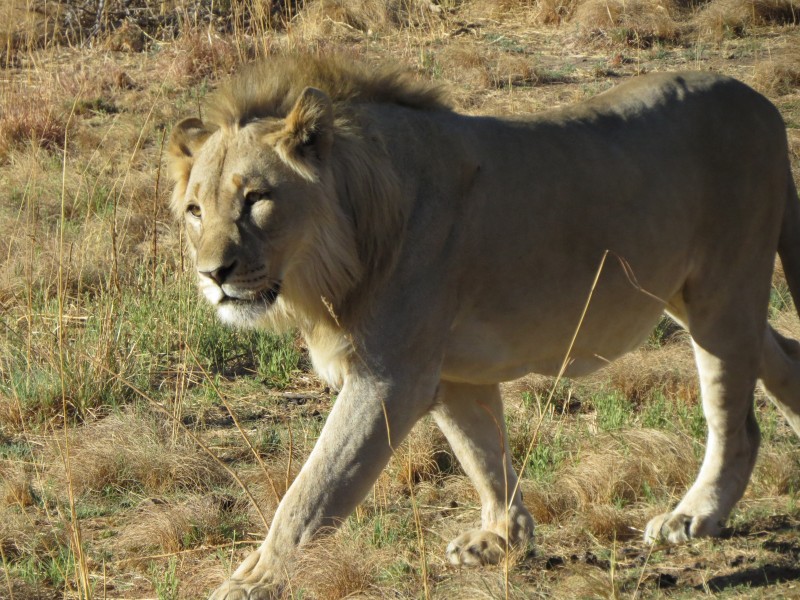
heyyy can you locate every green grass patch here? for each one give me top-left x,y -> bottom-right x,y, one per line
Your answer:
593,391 -> 633,431
0,265 -> 306,430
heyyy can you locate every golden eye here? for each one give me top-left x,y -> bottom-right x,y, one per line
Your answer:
186,203 -> 202,218
244,190 -> 270,206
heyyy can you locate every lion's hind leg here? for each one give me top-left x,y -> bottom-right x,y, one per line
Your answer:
645,302 -> 764,544
432,382 -> 534,566
759,325 -> 800,437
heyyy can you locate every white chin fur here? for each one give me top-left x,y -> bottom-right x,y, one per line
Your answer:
216,302 -> 266,328
201,282 -> 269,328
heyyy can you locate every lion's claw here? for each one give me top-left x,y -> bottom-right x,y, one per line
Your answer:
644,511 -> 722,544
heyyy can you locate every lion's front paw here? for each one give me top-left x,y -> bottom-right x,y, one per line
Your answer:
446,530 -> 507,566
644,511 -> 722,544
208,579 -> 277,600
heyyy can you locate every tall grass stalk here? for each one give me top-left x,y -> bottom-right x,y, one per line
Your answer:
504,250 -> 611,597
511,251 -> 611,500
57,94 -> 92,599
406,444 -> 430,600
1,543 -> 14,600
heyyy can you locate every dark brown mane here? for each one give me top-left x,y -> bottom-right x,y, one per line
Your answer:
204,54 -> 451,129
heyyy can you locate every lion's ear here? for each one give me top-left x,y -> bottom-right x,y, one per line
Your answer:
167,117 -> 211,183
274,87 -> 334,180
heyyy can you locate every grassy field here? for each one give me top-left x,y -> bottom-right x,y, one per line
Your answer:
1,0 -> 799,598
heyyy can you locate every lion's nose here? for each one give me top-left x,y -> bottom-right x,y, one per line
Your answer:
199,260 -> 237,285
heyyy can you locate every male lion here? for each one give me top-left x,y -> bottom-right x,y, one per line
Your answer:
167,55 -> 800,598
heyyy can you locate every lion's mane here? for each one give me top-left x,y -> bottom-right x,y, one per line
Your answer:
204,56 -> 451,331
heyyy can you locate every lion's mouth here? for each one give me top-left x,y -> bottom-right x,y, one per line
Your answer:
261,282 -> 281,304
219,282 -> 282,307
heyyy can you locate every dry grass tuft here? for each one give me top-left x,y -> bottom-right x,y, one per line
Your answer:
1,463 -> 35,508
389,418 -> 454,491
56,60 -> 140,100
579,503 -> 639,540
0,501 -> 64,564
536,0 -> 583,24
0,0 -> 64,66
693,0 -> 799,39
503,373 -> 562,401
751,449 -> 800,496
550,565 -> 619,600
0,506 -> 37,559
118,495 -> 233,554
0,393 -> 25,432
773,305 -> 800,340
160,29 -> 244,86
561,428 -> 694,504
240,459 -> 297,526
296,0 -> 446,38
46,412 -> 226,497
574,0 -> 681,46
526,429 -> 695,538
591,340 -> 698,403
0,87 -> 69,161
290,531 -> 385,599
754,44 -> 800,95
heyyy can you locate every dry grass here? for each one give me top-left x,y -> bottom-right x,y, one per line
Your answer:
118,495 -> 235,554
388,418 -> 453,491
159,28 -> 246,86
0,462 -> 35,508
45,412 -> 226,497
593,339 -> 699,403
754,39 -> 800,95
289,532 -> 387,599
297,0 -> 446,36
574,0 -> 681,45
693,0 -> 799,39
0,85 -> 69,162
751,448 -> 800,496
525,429 -> 695,535
240,458 -> 297,525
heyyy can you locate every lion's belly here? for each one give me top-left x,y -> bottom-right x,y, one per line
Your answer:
440,291 -> 668,385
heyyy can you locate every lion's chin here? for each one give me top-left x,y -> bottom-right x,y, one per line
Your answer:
216,298 -> 278,328
210,283 -> 282,328
216,302 -> 269,327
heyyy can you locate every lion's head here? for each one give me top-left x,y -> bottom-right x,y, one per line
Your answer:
167,56 -> 448,331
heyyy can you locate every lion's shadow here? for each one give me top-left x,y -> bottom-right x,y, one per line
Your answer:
699,564 -> 800,592
704,514 -> 800,592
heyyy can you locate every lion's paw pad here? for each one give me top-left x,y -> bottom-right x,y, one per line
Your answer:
644,512 -> 721,545
446,530 -> 507,566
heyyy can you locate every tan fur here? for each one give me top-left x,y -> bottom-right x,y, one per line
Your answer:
167,56 -> 800,599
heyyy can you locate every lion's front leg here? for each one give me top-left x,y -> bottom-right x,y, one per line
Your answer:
433,382 -> 534,567
209,374 -> 436,599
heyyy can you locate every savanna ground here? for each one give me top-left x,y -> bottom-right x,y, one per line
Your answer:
1,0 -> 799,598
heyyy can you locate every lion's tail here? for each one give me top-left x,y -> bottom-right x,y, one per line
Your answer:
778,173 -> 800,316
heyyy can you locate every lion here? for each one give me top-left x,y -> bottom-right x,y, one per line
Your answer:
167,55 -> 800,598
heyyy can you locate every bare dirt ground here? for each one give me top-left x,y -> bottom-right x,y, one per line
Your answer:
1,1 -> 799,598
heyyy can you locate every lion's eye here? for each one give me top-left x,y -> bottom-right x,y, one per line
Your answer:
244,190 -> 270,206
186,203 -> 202,218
